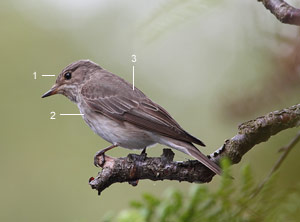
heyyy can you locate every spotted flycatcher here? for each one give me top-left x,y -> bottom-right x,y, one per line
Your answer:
42,60 -> 221,175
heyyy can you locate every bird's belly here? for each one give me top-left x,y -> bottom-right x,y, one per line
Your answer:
79,106 -> 157,149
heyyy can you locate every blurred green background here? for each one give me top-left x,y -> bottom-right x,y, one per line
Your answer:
1,0 -> 300,221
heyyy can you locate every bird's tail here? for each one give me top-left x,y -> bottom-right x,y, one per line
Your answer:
186,145 -> 222,175
159,137 -> 222,175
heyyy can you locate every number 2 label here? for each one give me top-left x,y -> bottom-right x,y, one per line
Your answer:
50,111 -> 56,120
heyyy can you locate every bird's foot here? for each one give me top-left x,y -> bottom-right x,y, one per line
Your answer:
93,144 -> 118,167
94,150 -> 106,167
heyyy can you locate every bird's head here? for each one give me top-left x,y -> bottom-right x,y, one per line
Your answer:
41,60 -> 101,102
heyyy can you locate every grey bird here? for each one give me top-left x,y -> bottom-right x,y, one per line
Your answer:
42,60 -> 222,175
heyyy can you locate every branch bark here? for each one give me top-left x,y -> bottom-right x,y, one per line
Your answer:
89,104 -> 300,195
258,0 -> 300,26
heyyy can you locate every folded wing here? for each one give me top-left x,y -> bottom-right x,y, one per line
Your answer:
81,72 -> 205,146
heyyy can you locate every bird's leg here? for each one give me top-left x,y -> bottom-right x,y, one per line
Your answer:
94,144 -> 118,167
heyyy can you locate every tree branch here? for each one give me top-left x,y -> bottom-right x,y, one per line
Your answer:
257,0 -> 300,26
89,104 -> 300,195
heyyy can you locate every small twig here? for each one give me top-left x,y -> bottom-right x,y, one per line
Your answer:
232,130 -> 300,218
278,132 -> 300,152
251,131 -> 300,198
257,0 -> 300,26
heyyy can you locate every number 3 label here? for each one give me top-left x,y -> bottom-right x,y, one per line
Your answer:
132,55 -> 137,63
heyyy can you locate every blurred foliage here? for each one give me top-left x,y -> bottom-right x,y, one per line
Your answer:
223,30 -> 300,118
104,159 -> 300,222
138,0 -> 222,42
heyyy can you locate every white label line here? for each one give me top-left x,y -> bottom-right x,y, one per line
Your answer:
42,75 -> 55,77
59,114 -> 84,116
132,65 -> 135,90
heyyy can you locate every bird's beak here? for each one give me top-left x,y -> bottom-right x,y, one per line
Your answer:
41,84 -> 59,98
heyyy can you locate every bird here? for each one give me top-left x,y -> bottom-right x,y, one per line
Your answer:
42,60 -> 222,175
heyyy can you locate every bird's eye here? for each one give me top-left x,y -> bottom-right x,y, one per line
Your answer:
64,72 -> 72,80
